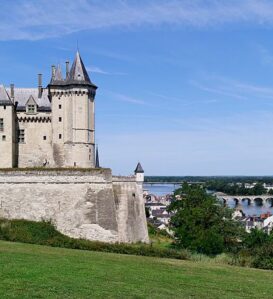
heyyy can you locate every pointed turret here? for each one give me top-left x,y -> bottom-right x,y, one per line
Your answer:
66,51 -> 97,88
0,85 -> 13,106
49,65 -> 64,85
55,65 -> 63,81
95,146 -> 100,168
135,162 -> 144,186
134,162 -> 144,174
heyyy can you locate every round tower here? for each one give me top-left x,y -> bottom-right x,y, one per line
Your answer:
48,51 -> 97,168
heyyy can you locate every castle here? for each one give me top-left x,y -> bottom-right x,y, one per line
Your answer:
0,52 -> 149,243
0,51 -> 97,168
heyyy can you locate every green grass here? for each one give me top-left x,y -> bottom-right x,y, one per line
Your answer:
1,241 -> 273,298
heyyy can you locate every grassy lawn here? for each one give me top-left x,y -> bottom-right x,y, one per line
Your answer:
1,241 -> 273,298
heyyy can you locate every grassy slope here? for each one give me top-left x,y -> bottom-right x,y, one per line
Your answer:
1,241 -> 273,299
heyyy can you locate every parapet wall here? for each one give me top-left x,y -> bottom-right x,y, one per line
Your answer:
0,169 -> 149,243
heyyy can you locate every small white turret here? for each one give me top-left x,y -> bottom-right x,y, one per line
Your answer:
134,162 -> 144,184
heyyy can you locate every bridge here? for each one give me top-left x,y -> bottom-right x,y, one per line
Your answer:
215,193 -> 273,206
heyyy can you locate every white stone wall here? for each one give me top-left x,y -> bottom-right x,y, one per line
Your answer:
17,112 -> 54,168
0,105 -> 15,168
113,176 -> 149,243
50,88 -> 95,168
0,170 -> 149,244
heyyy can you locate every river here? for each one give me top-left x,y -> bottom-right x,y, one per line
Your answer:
144,183 -> 273,216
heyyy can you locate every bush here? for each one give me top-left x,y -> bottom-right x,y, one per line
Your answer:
251,245 -> 273,270
0,219 -> 190,260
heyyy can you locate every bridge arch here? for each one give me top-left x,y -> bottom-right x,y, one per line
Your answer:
242,198 -> 251,205
254,197 -> 263,206
266,197 -> 273,207
233,198 -> 240,206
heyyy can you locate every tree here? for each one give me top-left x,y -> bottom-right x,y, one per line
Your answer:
252,183 -> 266,195
244,228 -> 269,249
168,183 -> 243,255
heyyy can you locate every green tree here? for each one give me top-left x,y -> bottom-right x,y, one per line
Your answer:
168,183 -> 243,255
252,183 -> 266,195
244,228 -> 269,249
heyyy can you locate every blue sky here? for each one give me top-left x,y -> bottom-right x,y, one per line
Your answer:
2,1 -> 273,175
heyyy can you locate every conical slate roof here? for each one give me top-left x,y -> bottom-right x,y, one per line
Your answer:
49,51 -> 97,88
68,51 -> 91,83
0,85 -> 12,105
134,162 -> 144,173
55,65 -> 63,81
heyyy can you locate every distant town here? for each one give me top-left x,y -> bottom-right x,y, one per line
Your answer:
144,177 -> 273,235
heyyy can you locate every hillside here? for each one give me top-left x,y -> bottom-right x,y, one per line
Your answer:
1,241 -> 273,298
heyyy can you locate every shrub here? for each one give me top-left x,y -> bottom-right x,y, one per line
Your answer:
0,219 -> 190,260
251,245 -> 273,270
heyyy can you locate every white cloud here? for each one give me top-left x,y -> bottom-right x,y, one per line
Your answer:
105,91 -> 149,106
191,76 -> 273,101
3,1 -> 273,41
86,66 -> 127,75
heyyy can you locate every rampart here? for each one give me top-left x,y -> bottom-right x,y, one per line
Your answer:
0,169 -> 149,243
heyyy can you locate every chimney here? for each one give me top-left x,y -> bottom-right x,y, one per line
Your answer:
51,65 -> 56,81
10,84 -> 14,103
66,61 -> 70,79
38,74 -> 42,98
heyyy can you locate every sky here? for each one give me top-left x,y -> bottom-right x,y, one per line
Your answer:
3,1 -> 273,175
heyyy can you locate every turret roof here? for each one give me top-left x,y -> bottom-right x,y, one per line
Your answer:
0,85 -> 12,105
49,51 -> 97,88
55,65 -> 63,81
67,51 -> 91,83
135,162 -> 144,173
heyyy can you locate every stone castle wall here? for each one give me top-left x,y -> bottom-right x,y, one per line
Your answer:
0,169 -> 149,243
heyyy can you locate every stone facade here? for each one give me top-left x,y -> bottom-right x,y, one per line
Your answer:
0,52 -> 96,168
0,51 -> 149,243
0,169 -> 149,243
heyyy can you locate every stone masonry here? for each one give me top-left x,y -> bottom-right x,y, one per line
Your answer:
0,169 -> 149,243
0,51 -> 149,243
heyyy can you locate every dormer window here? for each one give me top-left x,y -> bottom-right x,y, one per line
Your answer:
27,104 -> 35,114
26,95 -> 37,114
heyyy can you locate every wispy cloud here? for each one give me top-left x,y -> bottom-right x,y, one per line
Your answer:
86,66 -> 127,76
191,76 -> 273,101
4,1 -> 273,41
256,45 -> 273,66
106,91 -> 149,106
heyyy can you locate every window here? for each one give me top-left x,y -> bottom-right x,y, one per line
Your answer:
43,136 -> 47,140
59,134 -> 62,139
2,135 -> 6,141
59,117 -> 62,122
3,105 -> 6,110
27,104 -> 35,114
0,119 -> 3,131
59,104 -> 62,109
18,129 -> 25,143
